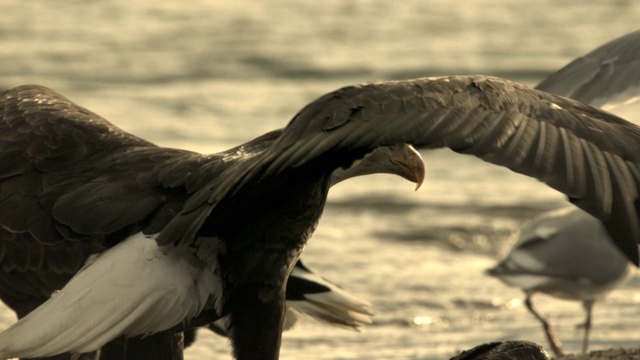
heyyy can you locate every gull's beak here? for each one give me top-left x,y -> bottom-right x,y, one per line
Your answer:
330,144 -> 425,190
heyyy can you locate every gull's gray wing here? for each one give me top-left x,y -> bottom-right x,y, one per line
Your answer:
536,29 -> 640,108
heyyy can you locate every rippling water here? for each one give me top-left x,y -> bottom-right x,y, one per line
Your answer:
1,1 -> 639,359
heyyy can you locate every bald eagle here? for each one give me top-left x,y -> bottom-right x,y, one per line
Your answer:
0,104 -> 422,360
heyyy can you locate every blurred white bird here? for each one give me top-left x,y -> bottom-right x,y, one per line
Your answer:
487,207 -> 632,355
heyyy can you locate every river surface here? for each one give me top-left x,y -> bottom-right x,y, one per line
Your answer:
0,1 -> 639,359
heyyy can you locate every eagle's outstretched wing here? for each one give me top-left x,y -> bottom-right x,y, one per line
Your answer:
161,76 -> 640,264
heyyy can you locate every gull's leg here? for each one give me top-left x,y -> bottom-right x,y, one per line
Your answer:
524,294 -> 563,356
579,300 -> 595,354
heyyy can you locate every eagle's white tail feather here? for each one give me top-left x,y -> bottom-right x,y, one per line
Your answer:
289,266 -> 374,329
0,233 -> 219,359
288,294 -> 374,328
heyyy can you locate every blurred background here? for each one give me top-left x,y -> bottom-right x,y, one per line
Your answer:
1,1 -> 639,359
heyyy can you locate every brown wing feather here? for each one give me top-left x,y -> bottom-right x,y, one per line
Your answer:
0,85 -> 224,245
0,229 -> 103,318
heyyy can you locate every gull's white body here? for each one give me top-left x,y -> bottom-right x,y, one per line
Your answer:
0,233 -> 220,359
489,206 -> 632,300
487,206 -> 633,355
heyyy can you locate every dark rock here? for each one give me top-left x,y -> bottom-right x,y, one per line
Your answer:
450,341 -> 551,360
